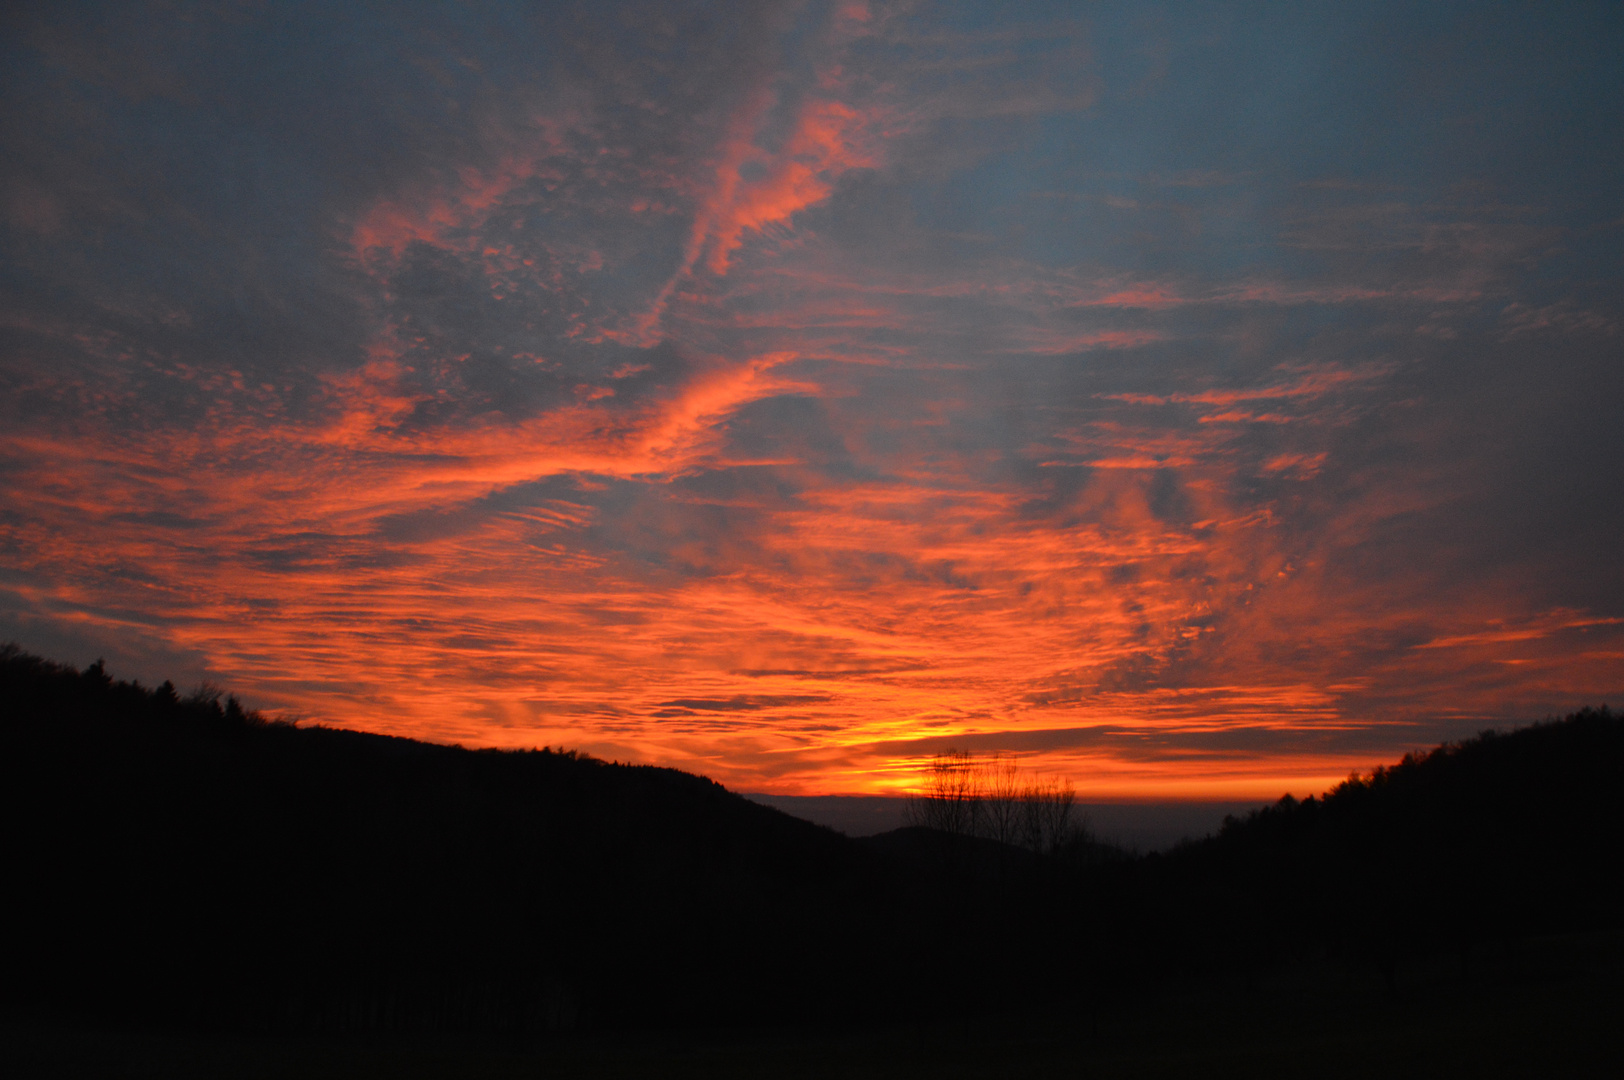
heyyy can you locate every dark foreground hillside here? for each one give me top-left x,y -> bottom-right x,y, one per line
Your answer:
0,647 -> 905,1032
1140,708 -> 1624,986
7,932 -> 1621,1079
3,645 -> 1622,1073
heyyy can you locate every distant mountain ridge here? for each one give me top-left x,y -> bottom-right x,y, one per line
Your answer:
745,792 -> 1268,849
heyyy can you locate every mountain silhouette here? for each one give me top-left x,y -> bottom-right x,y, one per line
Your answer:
3,644 -> 1620,1044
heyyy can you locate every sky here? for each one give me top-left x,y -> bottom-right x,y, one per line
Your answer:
3,0 -> 1622,798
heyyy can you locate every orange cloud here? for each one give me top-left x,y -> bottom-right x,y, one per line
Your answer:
350,140 -> 566,261
701,100 -> 877,275
6,1 -> 1621,807
7,380 -> 1622,800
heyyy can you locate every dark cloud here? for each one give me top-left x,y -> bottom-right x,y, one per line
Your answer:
656,695 -> 834,712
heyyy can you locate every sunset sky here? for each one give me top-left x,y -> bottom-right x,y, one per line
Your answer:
3,1 -> 1622,798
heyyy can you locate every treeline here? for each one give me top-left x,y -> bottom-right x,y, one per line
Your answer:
902,750 -> 1087,856
4,644 -> 1622,1040
1132,709 -> 1624,985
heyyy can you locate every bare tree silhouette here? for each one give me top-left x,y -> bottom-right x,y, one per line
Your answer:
982,754 -> 1024,848
904,750 -> 1084,855
903,749 -> 982,837
1019,776 -> 1078,856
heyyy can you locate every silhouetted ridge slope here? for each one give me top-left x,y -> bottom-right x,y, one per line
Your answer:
0,647 -> 892,1032
1118,710 -> 1624,984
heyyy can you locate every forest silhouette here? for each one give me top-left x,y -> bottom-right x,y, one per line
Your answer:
3,644 -> 1621,1052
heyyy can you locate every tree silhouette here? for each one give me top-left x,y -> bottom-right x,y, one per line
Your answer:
1019,776 -> 1078,856
902,749 -> 982,837
903,749 -> 1084,856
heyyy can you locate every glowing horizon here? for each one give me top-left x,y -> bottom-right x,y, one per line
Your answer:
3,2 -> 1622,798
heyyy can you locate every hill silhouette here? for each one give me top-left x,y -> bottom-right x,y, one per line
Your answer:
0,646 -> 901,1032
1099,710 -> 1624,990
3,644 -> 1621,1048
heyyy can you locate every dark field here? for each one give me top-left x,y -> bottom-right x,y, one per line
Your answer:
7,931 -> 1619,1079
5,648 -> 1622,1077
